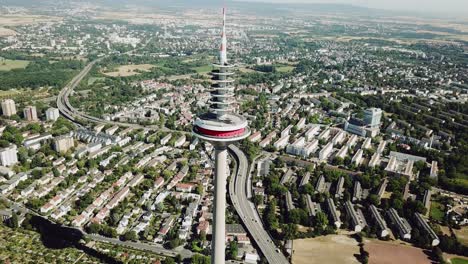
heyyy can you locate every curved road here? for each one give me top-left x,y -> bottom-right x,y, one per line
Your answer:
228,145 -> 289,264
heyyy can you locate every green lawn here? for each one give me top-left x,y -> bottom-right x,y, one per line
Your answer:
276,65 -> 295,73
192,65 -> 213,74
88,77 -> 106,85
430,201 -> 445,221
451,258 -> 468,264
0,59 -> 30,71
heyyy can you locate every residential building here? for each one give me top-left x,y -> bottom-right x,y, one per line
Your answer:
0,145 -> 18,166
364,108 -> 382,127
369,205 -> 389,237
387,208 -> 412,240
344,201 -> 366,232
414,213 -> 440,246
1,99 -> 16,117
45,108 -> 60,121
23,106 -> 38,121
326,198 -> 342,229
53,135 -> 75,153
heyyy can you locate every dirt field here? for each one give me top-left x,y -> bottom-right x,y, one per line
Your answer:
292,235 -> 360,264
102,64 -> 154,77
453,227 -> 468,246
0,15 -> 60,26
0,27 -> 16,36
365,239 -> 431,264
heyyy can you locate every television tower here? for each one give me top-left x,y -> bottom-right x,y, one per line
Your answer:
193,8 -> 250,264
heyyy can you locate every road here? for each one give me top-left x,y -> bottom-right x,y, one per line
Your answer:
228,145 -> 289,264
87,234 -> 193,259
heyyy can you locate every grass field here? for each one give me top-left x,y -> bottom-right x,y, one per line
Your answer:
192,65 -> 213,74
292,235 -> 360,264
103,64 -> 154,77
452,258 -> 468,264
0,90 -> 21,99
430,201 -> 445,221
276,65 -> 295,73
0,59 -> 30,71
453,227 -> 468,246
365,239 -> 431,264
88,77 -> 106,85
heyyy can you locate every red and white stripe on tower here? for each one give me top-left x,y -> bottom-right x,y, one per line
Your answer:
219,8 -> 228,65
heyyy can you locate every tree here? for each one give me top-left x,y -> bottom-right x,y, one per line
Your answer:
86,223 -> 101,234
162,257 -> 175,264
7,213 -> 19,229
282,223 -> 298,240
314,211 -> 329,228
123,231 -> 137,241
227,240 -> 238,260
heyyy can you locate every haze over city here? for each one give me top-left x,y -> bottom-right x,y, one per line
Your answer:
0,0 -> 467,264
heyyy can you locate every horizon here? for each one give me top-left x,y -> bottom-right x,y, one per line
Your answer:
232,0 -> 468,16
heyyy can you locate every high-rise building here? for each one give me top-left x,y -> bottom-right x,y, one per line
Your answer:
54,135 -> 75,153
46,107 -> 60,121
364,108 -> 382,127
0,145 -> 18,166
23,106 -> 38,121
192,8 -> 250,264
1,99 -> 16,117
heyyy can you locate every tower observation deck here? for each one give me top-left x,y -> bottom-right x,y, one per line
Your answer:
192,8 -> 250,264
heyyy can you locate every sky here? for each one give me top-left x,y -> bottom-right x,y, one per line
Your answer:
236,0 -> 468,15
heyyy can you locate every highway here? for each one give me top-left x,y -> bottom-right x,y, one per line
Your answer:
228,145 -> 289,264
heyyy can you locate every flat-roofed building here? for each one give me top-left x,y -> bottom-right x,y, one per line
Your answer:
274,135 -> 290,150
53,135 -> 75,153
315,175 -> 326,193
352,149 -> 363,166
45,108 -> 60,121
387,208 -> 412,240
300,172 -> 311,187
369,153 -> 381,168
23,105 -> 38,121
319,142 -> 333,161
281,169 -> 294,185
430,161 -> 438,179
335,176 -> 345,198
305,194 -> 321,217
414,213 -> 440,246
423,189 -> 432,214
1,99 -> 16,117
362,137 -> 372,149
369,205 -> 389,237
285,191 -> 295,212
353,181 -> 362,202
326,198 -> 342,229
0,145 -> 18,167
344,201 -> 367,232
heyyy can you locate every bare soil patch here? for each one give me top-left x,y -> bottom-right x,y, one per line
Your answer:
365,239 -> 431,264
292,235 -> 360,264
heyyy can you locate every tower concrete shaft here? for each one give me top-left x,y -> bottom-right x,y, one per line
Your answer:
192,7 -> 250,264
212,146 -> 228,264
